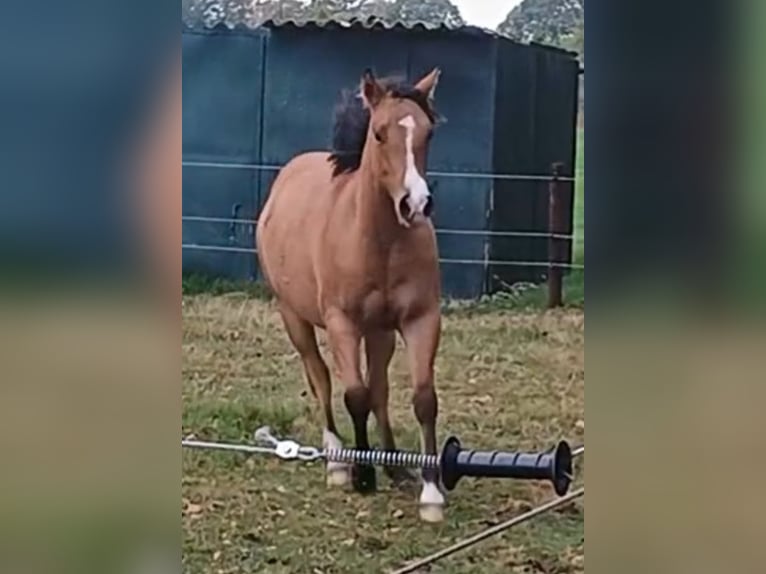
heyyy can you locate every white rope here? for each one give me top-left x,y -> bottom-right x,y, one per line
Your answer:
390,487 -> 585,574
182,243 -> 258,254
182,215 -> 582,242
439,257 -> 584,270
181,438 -> 275,456
182,160 -> 576,182
181,243 -> 584,269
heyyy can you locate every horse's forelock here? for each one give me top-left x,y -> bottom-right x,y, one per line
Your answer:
328,87 -> 370,176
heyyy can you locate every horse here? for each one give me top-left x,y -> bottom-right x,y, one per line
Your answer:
256,67 -> 445,522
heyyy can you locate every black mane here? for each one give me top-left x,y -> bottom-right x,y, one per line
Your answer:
328,78 -> 436,177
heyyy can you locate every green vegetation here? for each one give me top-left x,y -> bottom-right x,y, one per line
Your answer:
185,0 -> 585,64
184,0 -> 466,30
182,273 -> 271,299
497,0 -> 584,60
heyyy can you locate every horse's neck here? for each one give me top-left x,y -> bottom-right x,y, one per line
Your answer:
351,162 -> 399,247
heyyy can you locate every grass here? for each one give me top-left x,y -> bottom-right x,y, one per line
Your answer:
182,271 -> 584,313
181,128 -> 586,572
182,273 -> 271,299
182,296 -> 585,573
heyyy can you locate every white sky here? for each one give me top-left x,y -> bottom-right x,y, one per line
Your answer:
452,0 -> 524,30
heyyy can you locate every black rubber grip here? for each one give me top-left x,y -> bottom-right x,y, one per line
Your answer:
439,437 -> 573,496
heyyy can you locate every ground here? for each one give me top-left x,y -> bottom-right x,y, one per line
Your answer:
181,126 -> 585,573
182,296 -> 585,573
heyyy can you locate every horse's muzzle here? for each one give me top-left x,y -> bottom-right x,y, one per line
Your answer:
398,193 -> 434,225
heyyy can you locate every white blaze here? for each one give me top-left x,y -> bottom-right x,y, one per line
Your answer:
398,115 -> 431,217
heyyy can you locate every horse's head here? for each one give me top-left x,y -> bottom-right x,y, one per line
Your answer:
360,68 -> 441,228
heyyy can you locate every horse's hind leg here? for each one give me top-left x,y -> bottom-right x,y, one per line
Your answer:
277,304 -> 350,487
401,312 -> 445,523
365,330 -> 416,485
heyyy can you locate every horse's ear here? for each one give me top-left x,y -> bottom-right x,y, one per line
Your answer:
414,67 -> 441,102
360,68 -> 385,109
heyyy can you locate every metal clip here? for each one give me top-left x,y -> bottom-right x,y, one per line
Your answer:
254,426 -> 323,461
296,446 -> 322,461
254,426 -> 277,447
275,440 -> 301,459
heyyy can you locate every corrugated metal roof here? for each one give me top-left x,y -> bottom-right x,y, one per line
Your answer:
184,13 -> 499,37
269,16 -> 501,37
262,15 -> 472,31
182,13 -> 577,57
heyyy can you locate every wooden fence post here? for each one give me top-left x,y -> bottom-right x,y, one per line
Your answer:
547,162 -> 565,308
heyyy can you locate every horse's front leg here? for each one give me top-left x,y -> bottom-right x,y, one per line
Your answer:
326,311 -> 376,493
401,310 -> 445,523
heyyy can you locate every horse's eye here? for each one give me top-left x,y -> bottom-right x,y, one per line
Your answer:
374,130 -> 385,143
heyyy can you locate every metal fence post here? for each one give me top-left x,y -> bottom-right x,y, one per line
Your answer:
547,162 -> 565,308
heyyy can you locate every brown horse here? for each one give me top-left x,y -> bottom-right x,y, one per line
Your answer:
256,68 -> 445,522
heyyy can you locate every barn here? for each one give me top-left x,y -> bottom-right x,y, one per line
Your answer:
182,17 -> 580,299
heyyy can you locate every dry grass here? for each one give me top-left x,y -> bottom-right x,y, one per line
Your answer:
182,294 -> 585,574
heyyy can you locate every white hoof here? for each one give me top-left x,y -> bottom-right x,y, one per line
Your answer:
419,481 -> 445,523
323,430 -> 350,487
326,464 -> 351,487
419,503 -> 445,523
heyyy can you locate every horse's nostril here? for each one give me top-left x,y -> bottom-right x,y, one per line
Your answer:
398,194 -> 412,220
423,196 -> 434,218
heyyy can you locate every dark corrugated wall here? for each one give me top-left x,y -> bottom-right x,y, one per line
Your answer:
182,23 -> 578,299
182,28 -> 266,280
488,41 -> 579,289
258,24 -> 495,299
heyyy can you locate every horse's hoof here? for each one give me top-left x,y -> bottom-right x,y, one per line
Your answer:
385,466 -> 418,487
326,464 -> 351,487
419,504 -> 445,523
352,464 -> 377,494
419,481 -> 445,522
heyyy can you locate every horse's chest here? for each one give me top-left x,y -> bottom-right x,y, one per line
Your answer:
357,276 -> 426,329
359,288 -> 396,327
354,289 -> 401,329
321,239 -> 436,327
